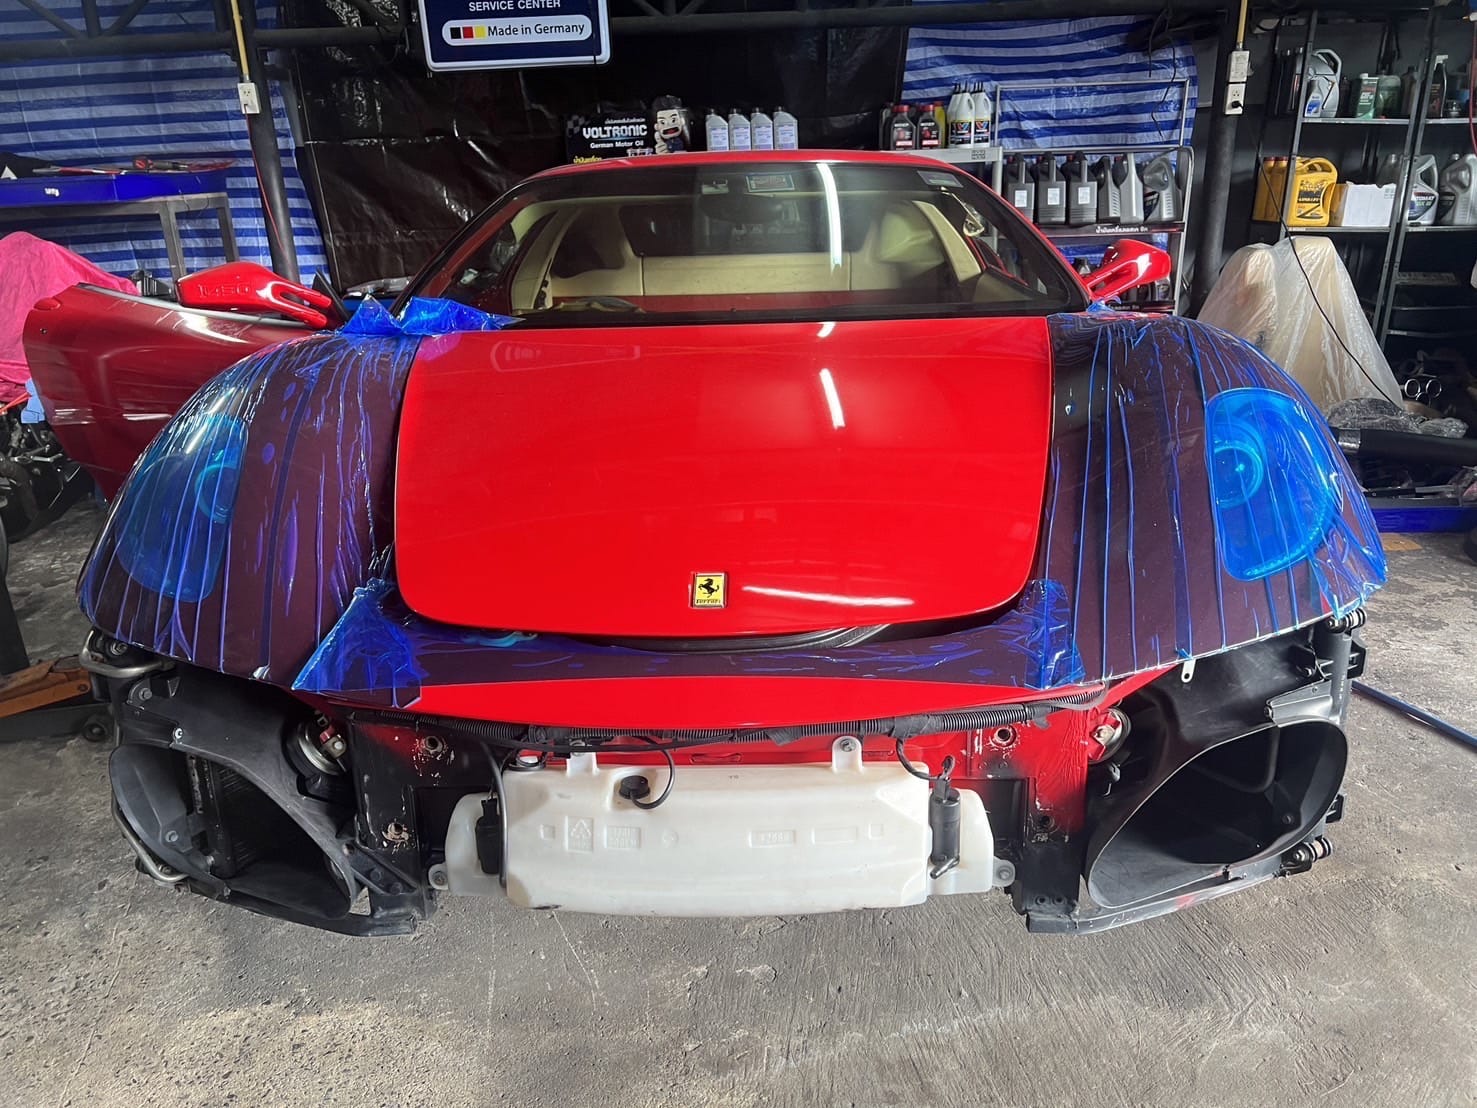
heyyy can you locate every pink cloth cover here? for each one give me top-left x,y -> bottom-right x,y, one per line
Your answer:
0,232 -> 136,405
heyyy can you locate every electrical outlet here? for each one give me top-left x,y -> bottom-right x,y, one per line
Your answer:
1228,49 -> 1251,83
237,82 -> 261,115
1225,82 -> 1246,115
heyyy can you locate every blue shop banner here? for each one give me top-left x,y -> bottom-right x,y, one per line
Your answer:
417,0 -> 609,71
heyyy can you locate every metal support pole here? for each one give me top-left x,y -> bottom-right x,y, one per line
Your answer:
235,0 -> 299,280
1190,9 -> 1241,311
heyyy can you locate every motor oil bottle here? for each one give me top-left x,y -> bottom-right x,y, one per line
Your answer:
750,108 -> 774,151
1036,155 -> 1067,226
773,106 -> 799,150
1379,153 -> 1439,223
1253,157 -> 1282,221
1271,47 -> 1305,115
1064,152 -> 1097,226
1304,49 -> 1341,117
1437,153 -> 1477,224
917,104 -> 942,149
971,84 -> 992,148
705,108 -> 729,152
1429,55 -> 1449,120
1141,151 -> 1181,223
887,104 -> 917,150
728,108 -> 751,151
1003,154 -> 1036,221
1400,66 -> 1419,116
1091,156 -> 1119,222
1265,156 -> 1336,225
1115,154 -> 1145,223
947,85 -> 974,148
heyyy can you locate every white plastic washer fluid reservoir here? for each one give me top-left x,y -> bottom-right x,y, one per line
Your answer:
442,739 -> 998,915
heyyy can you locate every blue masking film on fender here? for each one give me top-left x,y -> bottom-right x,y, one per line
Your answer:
341,296 -> 518,337
113,408 -> 248,603
1207,388 -> 1338,581
294,579 -> 426,708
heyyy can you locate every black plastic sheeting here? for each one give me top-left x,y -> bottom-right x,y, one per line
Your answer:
282,3 -> 905,286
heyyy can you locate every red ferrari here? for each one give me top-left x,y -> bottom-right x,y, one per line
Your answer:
25,152 -> 1384,934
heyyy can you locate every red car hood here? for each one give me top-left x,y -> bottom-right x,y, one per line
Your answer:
394,317 -> 1054,637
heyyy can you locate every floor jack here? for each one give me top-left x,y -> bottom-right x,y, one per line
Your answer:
0,566 -> 110,746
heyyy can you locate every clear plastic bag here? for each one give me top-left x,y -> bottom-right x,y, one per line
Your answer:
1197,237 -> 1403,412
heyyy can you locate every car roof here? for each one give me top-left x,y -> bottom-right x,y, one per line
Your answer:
532,149 -> 954,181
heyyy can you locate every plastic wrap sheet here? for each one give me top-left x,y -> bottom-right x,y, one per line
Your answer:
342,296 -> 517,336
1040,313 -> 1385,683
80,332 -> 419,681
291,316 -> 1383,712
292,578 -> 1085,709
1197,237 -> 1404,412
83,308 -> 1385,709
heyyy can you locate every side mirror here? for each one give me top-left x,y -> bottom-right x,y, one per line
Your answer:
1081,239 -> 1172,304
176,262 -> 339,329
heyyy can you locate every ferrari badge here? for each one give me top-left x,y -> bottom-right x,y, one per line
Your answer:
691,572 -> 726,609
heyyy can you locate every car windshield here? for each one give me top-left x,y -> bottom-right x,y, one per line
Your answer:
405,161 -> 1085,325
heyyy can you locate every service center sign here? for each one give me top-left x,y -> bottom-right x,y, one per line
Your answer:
418,0 -> 609,71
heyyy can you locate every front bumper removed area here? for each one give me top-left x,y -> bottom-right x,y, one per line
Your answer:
83,619 -> 1360,936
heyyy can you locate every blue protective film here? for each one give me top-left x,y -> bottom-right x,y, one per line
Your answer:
86,309 -> 1388,710
294,579 -> 426,709
341,296 -> 518,337
114,408 -> 247,604
1207,387 -> 1339,581
80,332 -> 421,681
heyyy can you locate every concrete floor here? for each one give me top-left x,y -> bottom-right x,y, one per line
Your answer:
1,503 -> 1474,1108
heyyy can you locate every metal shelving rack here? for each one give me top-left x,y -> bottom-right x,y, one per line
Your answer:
1251,7 -> 1476,344
913,77 -> 1194,311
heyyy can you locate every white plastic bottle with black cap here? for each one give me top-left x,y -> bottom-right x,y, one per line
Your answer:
705,109 -> 729,152
971,84 -> 992,149
750,108 -> 774,151
947,85 -> 974,148
774,107 -> 799,150
728,109 -> 751,151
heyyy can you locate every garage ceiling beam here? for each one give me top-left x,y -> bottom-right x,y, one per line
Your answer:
0,0 -> 1433,62
609,0 -> 1227,34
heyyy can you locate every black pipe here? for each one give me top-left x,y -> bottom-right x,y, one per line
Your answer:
236,1 -> 299,280
1334,427 -> 1477,468
1190,10 -> 1239,311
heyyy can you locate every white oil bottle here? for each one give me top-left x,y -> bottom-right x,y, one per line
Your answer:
971,84 -> 992,148
728,108 -> 751,151
947,84 -> 974,148
750,108 -> 774,151
705,108 -> 729,151
773,106 -> 799,149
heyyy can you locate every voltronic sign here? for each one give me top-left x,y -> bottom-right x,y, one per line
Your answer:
417,0 -> 609,71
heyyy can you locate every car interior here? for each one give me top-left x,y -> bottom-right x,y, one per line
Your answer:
436,181 -> 1058,318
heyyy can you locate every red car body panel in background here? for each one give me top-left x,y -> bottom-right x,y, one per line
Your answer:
24,285 -> 303,497
394,317 -> 1056,637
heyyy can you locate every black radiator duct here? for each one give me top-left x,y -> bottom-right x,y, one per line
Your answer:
1083,631 -> 1352,911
